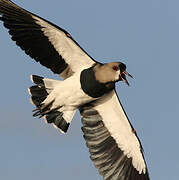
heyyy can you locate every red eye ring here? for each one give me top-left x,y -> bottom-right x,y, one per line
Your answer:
112,66 -> 118,71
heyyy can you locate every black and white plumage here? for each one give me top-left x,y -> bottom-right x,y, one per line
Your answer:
0,1 -> 150,179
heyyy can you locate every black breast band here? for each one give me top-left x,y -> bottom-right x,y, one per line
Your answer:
80,67 -> 115,98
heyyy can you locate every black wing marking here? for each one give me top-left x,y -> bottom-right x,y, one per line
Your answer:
0,0 -> 95,78
80,91 -> 150,180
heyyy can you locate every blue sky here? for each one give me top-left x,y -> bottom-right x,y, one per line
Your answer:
0,0 -> 179,179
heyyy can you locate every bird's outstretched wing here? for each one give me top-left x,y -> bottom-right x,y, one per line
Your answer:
0,0 -> 95,79
80,90 -> 150,180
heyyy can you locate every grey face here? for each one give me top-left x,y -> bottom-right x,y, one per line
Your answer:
80,62 -> 133,98
94,62 -> 133,85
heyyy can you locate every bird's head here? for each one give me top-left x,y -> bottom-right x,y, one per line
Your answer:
94,62 -> 133,86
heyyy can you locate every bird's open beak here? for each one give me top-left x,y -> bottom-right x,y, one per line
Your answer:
120,71 -> 133,86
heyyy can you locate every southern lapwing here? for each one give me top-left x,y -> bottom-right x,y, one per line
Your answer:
0,1 -> 150,179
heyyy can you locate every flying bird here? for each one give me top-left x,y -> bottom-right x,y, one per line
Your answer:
0,0 -> 150,179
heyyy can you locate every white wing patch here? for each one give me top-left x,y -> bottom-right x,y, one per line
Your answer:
33,15 -> 94,73
92,90 -> 146,174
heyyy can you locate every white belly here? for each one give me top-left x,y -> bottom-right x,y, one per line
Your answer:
43,71 -> 96,111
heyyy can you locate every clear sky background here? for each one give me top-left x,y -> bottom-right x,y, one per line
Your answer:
0,0 -> 178,179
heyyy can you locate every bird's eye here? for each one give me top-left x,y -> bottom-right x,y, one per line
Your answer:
112,66 -> 118,71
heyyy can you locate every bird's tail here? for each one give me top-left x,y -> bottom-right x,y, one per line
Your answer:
28,75 -> 58,107
28,75 -> 73,133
